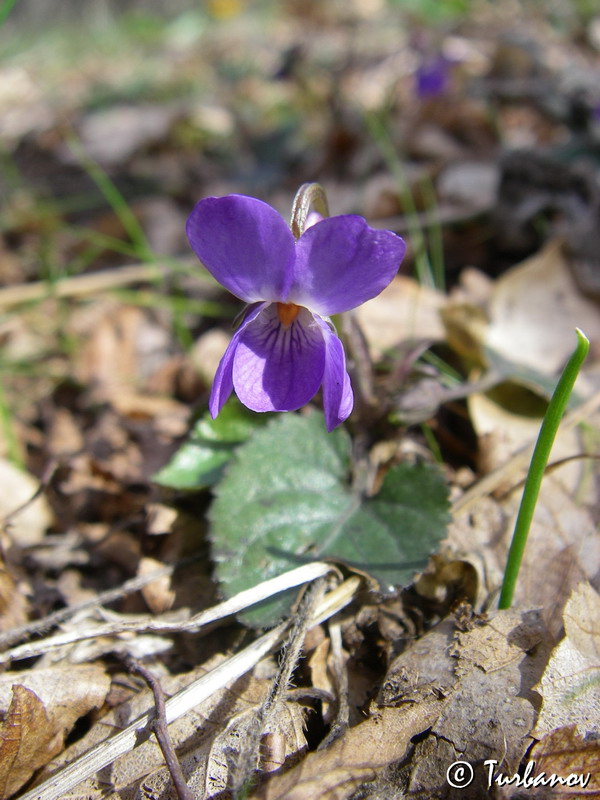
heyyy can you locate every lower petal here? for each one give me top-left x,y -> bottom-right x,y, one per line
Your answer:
233,305 -> 326,412
315,318 -> 354,431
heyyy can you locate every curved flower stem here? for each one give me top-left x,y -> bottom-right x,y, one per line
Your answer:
290,182 -> 329,240
498,328 -> 590,610
290,182 -> 377,428
290,183 -> 379,449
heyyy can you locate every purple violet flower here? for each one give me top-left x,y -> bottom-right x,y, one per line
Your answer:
186,194 -> 405,431
415,54 -> 452,99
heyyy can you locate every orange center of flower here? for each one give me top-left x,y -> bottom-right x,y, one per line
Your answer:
276,302 -> 301,326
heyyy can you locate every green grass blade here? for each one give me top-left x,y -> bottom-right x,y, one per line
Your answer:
66,136 -> 154,261
498,328 -> 590,609
0,0 -> 19,27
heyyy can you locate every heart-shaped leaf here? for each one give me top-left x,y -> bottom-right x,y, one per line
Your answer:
210,412 -> 450,625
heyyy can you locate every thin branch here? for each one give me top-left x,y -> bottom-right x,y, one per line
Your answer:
127,660 -> 195,800
0,562 -> 337,662
0,259 -> 217,309
231,577 -> 329,797
0,556 -> 201,651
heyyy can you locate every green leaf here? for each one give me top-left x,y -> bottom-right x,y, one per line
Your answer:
325,462 -> 451,592
210,412 -> 450,625
152,399 -> 268,490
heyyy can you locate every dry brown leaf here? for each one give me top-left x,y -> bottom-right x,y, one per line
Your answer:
356,275 -> 446,357
486,240 -> 600,375
506,481 -> 599,618
191,328 -> 233,386
529,725 -> 600,797
0,551 -> 28,633
75,103 -> 181,166
137,509 -> 214,623
442,496 -> 506,608
138,556 -> 177,614
448,449 -> 600,629
440,300 -> 489,362
379,617 -> 458,707
394,608 -> 549,798
468,390 -> 589,496
461,382 -> 600,625
46,407 -> 85,457
248,701 -> 442,800
533,583 -> 600,739
0,457 -> 53,548
201,701 -> 307,798
563,583 -> 600,661
434,609 -> 544,746
132,670 -> 308,800
453,606 -> 547,677
74,303 -> 174,401
0,686 -> 63,800
0,666 -> 110,743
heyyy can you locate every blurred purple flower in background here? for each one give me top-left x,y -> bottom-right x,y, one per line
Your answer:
187,194 -> 405,430
415,53 -> 452,99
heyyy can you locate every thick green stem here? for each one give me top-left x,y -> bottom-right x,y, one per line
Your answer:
498,328 -> 590,609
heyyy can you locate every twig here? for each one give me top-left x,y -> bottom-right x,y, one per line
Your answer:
127,659 -> 195,800
0,562 -> 337,661
1,459 -> 58,528
0,259 -> 216,309
231,577 -> 328,797
0,556 -> 202,651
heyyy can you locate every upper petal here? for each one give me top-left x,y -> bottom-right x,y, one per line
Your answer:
186,195 -> 296,303
233,305 -> 326,413
290,215 -> 406,315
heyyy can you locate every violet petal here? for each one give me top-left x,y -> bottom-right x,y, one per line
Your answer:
233,305 -> 326,412
315,317 -> 354,431
291,215 -> 405,315
208,302 -> 267,418
186,195 -> 296,303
